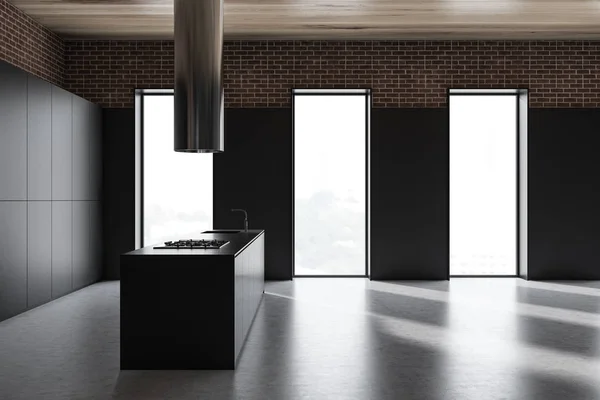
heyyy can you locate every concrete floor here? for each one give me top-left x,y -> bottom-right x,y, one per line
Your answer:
0,279 -> 599,400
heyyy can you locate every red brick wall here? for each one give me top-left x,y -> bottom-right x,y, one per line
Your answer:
0,0 -> 64,86
1,0 -> 599,110
64,40 -> 600,108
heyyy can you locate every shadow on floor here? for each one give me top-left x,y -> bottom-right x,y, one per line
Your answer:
113,371 -> 234,400
517,370 -> 600,400
517,286 -> 600,314
517,315 -> 600,358
367,288 -> 449,328
548,281 -> 600,290
377,280 -> 450,292
367,325 -> 448,400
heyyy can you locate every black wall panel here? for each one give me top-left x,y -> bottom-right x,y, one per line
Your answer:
528,109 -> 600,280
101,105 -> 600,282
214,109 -> 293,281
102,108 -> 136,280
370,109 -> 449,280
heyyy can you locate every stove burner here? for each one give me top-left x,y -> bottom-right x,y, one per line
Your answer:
154,239 -> 229,250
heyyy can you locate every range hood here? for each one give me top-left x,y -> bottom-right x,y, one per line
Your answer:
174,0 -> 224,153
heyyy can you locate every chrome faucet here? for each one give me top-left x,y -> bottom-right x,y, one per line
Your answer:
231,209 -> 249,232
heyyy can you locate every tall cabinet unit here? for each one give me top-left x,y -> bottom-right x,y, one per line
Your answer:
0,63 -> 27,201
52,86 -> 73,201
27,202 -> 52,308
27,76 -> 52,200
0,60 -> 103,323
0,203 -> 27,321
26,76 -> 54,309
0,63 -> 28,321
72,97 -> 103,290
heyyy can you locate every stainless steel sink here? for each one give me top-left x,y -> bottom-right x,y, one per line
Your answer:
202,230 -> 241,234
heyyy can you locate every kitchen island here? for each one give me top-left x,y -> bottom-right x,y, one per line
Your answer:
120,230 -> 265,370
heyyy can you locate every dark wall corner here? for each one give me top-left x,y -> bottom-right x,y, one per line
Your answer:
102,108 -> 136,280
528,108 -> 600,280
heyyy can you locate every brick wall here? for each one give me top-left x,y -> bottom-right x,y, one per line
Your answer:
1,0 -> 599,110
65,39 -> 600,109
0,0 -> 64,86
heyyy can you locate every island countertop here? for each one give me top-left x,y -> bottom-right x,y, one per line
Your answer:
120,229 -> 265,370
122,230 -> 264,257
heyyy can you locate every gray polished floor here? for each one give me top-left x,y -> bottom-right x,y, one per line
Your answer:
0,279 -> 599,400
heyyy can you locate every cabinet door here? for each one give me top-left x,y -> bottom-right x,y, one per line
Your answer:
258,234 -> 265,295
72,97 -> 90,200
234,256 -> 244,361
0,62 -> 27,201
90,201 -> 103,283
0,202 -> 27,321
52,202 -> 72,298
28,76 -> 52,200
90,104 -> 102,201
72,202 -> 91,289
242,249 -> 251,337
249,243 -> 257,316
27,202 -> 52,308
52,87 -> 72,200
255,238 -> 261,310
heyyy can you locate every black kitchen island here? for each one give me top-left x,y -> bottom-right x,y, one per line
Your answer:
120,230 -> 265,370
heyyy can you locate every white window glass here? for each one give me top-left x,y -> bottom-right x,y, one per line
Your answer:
143,95 -> 213,245
450,95 -> 517,276
294,94 -> 367,276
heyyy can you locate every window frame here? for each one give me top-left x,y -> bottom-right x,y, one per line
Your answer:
291,88 -> 372,278
447,88 -> 528,278
135,89 -> 213,248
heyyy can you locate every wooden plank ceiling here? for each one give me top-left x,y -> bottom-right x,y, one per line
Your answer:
8,0 -> 600,40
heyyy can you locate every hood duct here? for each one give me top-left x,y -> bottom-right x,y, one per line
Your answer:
174,0 -> 224,153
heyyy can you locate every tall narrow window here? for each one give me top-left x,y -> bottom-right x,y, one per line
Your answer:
450,93 -> 517,276
293,90 -> 370,277
142,94 -> 213,246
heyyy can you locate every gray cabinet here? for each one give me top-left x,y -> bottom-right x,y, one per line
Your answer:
73,98 -> 102,201
73,201 -> 102,289
0,63 -> 27,201
234,255 -> 243,360
258,234 -> 265,296
27,76 -> 52,200
234,233 -> 265,363
0,202 -> 27,321
27,202 -> 52,308
72,202 -> 91,290
90,201 -> 103,282
242,249 -> 251,337
72,97 -> 91,200
52,202 -> 72,298
0,62 -> 103,323
52,87 -> 72,201
90,105 -> 103,201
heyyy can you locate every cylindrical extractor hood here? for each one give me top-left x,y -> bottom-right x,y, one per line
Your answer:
174,0 -> 224,153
